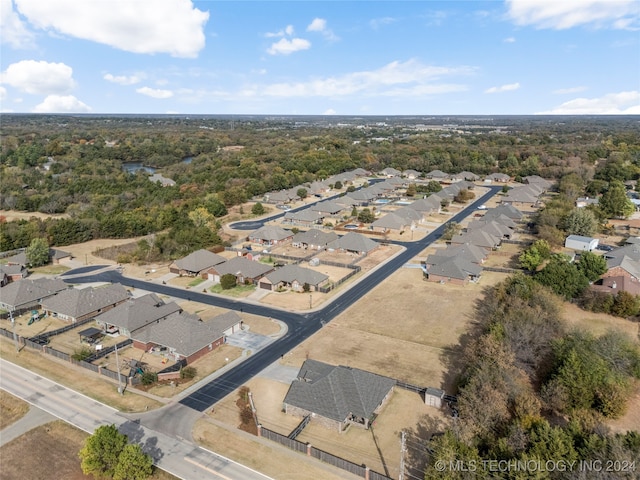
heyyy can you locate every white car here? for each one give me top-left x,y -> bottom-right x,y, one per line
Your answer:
477,205 -> 487,210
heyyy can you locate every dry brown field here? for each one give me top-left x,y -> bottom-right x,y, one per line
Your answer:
0,421 -> 178,480
0,391 -> 29,430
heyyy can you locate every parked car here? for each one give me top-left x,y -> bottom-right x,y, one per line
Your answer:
276,204 -> 291,211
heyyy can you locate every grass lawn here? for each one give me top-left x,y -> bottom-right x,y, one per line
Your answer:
209,283 -> 255,297
188,277 -> 205,287
31,264 -> 71,275
0,391 -> 29,430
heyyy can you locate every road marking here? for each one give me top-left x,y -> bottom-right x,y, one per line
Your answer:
184,456 -> 234,480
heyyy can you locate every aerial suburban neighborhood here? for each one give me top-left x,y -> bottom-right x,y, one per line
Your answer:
2,115 -> 640,480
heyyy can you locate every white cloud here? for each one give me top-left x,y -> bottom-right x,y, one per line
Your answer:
323,108 -> 336,115
33,94 -> 91,113
504,36 -> 516,43
265,25 -> 294,38
1,60 -> 75,95
104,73 -> 143,85
136,86 -> 174,99
553,86 -> 588,94
1,0 -> 35,48
369,17 -> 397,30
267,38 -> 311,55
261,59 -> 475,97
484,82 -> 520,93
506,0 -> 640,30
307,17 -> 338,40
0,86 -> 6,101
13,0 -> 209,57
537,90 -> 640,114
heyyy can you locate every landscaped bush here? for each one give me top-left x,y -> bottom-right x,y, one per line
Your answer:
72,347 -> 93,361
180,366 -> 197,380
140,371 -> 157,385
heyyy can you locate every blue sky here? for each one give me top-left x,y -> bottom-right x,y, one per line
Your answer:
1,0 -> 639,115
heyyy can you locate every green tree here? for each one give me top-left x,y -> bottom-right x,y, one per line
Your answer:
25,237 -> 50,267
611,291 -> 640,317
441,222 -> 460,241
534,255 -> 589,300
188,207 -> 214,229
425,180 -> 442,193
576,251 -> 607,282
519,239 -> 551,271
296,188 -> 308,199
599,180 -> 635,218
454,189 -> 475,203
350,206 -> 358,217
333,180 -> 343,190
79,424 -> 128,479
357,208 -> 375,224
563,208 -> 598,236
251,202 -> 265,215
405,183 -> 417,197
113,444 -> 153,480
220,273 -> 237,289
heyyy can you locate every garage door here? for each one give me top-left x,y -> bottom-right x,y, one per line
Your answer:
259,282 -> 272,290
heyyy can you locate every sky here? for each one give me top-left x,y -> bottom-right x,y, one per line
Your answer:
1,0 -> 639,116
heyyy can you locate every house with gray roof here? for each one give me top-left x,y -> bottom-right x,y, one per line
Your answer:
148,173 -> 176,187
345,190 -> 376,205
327,232 -> 379,256
501,185 -> 541,206
483,204 -> 523,221
436,243 -> 488,264
380,167 -> 402,177
292,229 -> 338,250
351,168 -> 369,177
170,249 -> 226,276
485,172 -> 511,183
248,225 -> 293,246
282,209 -> 323,227
372,213 -> 411,233
283,359 -> 396,432
408,196 -> 441,215
424,255 -> 483,285
467,219 -> 515,240
40,284 -> 130,323
426,170 -> 449,180
131,310 -> 242,364
522,175 -> 553,191
310,200 -> 344,216
402,169 -> 421,179
205,256 -> 274,285
450,230 -> 501,249
0,278 -> 68,312
95,293 -> 181,336
450,171 -> 480,182
0,263 -> 28,285
5,248 -> 71,267
259,264 -> 329,292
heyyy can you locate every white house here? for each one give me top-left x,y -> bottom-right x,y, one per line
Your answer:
565,235 -> 599,252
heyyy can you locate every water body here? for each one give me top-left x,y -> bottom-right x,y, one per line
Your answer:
182,156 -> 193,164
122,162 -> 156,174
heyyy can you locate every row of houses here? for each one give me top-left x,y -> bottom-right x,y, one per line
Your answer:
0,276 -> 243,365
167,229 -> 379,293
0,248 -> 71,287
423,204 -> 525,285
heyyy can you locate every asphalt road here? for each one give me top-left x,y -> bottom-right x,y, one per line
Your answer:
0,359 -> 272,480
67,186 -> 502,413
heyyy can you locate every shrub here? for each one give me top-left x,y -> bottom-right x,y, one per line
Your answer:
72,347 -> 93,361
141,371 -> 157,385
220,273 -> 237,290
180,366 -> 197,380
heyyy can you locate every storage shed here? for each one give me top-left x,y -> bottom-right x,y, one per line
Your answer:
565,235 -> 599,252
424,387 -> 445,408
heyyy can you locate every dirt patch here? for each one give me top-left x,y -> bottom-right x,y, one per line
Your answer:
0,391 -> 29,430
0,210 -> 69,222
0,421 -> 177,480
561,303 -> 639,338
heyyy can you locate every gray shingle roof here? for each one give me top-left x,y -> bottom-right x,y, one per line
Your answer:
249,225 -> 293,242
327,232 -> 379,254
310,201 -> 344,214
283,359 -> 395,423
0,278 -> 68,309
436,243 -> 488,264
484,204 -> 523,220
467,220 -> 514,239
264,264 -> 329,286
372,213 -> 408,230
283,209 -> 323,223
132,310 -> 242,357
41,284 -> 129,319
408,196 -> 441,213
450,230 -> 501,249
292,229 -> 338,247
94,293 -> 181,332
213,257 -> 274,279
174,249 -> 226,273
426,255 -> 483,280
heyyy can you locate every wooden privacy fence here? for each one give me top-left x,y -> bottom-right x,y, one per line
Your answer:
258,425 -> 393,480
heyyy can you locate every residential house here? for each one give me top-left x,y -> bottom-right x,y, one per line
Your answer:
95,293 -> 181,336
40,284 -> 129,323
424,255 -> 482,285
169,249 -> 226,277
259,264 -> 329,292
482,204 -> 524,221
380,167 -> 402,177
283,359 -> 396,432
282,209 -> 323,227
501,186 -> 541,207
408,196 -> 441,216
450,171 -> 480,182
327,232 -> 379,256
434,243 -> 489,264
450,230 -> 501,250
591,275 -> 640,296
292,229 -> 338,250
485,172 -> 511,183
0,278 -> 68,313
248,225 -> 293,246
205,257 -> 274,285
372,213 -> 411,233
5,248 -> 71,267
307,181 -> 330,196
426,170 -> 449,181
522,175 -> 553,191
467,220 -> 515,240
576,197 -> 599,208
148,173 -> 176,187
402,169 -> 421,180
131,310 -> 242,364
0,263 -> 28,284
344,190 -> 376,205
310,201 -> 345,217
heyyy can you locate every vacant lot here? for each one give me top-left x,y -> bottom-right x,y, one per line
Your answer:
0,391 -> 29,430
0,421 -> 178,480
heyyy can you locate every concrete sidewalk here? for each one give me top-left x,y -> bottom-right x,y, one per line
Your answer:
0,405 -> 55,447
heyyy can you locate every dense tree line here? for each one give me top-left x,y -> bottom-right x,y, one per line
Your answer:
422,275 -> 640,479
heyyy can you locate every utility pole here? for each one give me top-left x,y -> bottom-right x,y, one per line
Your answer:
114,341 -> 124,395
399,430 -> 406,480
9,309 -> 19,352
309,294 -> 312,309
